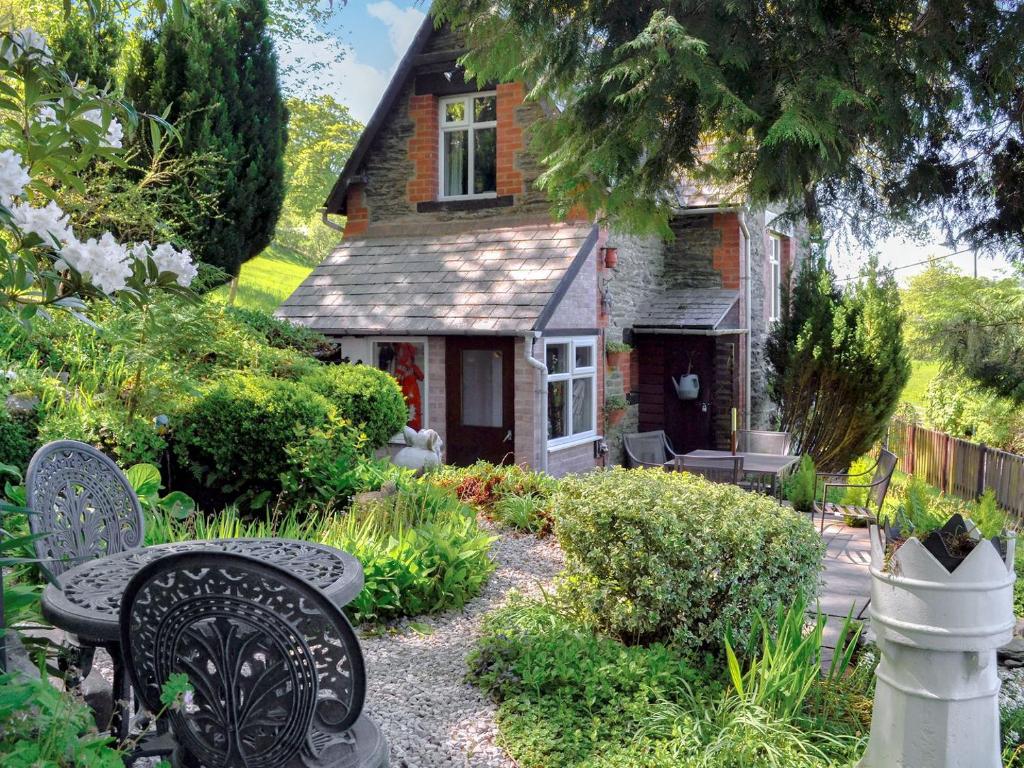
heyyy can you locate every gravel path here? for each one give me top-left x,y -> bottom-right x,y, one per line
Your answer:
360,526 -> 564,768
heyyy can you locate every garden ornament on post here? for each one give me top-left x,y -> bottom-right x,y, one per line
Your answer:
859,517 -> 1016,768
393,426 -> 444,471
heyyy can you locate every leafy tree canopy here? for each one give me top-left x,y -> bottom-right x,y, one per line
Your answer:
903,265 -> 1024,401
276,95 -> 362,263
434,1 -> 1024,252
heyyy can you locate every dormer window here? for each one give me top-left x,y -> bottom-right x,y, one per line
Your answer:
439,92 -> 497,199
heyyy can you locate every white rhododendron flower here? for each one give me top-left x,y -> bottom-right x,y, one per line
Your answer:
58,232 -> 132,293
82,109 -> 124,148
0,149 -> 30,201
3,28 -> 53,66
11,200 -> 73,246
104,118 -> 124,149
35,105 -> 57,126
151,241 -> 197,286
132,240 -> 198,287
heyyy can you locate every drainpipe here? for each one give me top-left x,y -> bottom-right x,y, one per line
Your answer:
321,208 -> 344,232
523,332 -> 548,473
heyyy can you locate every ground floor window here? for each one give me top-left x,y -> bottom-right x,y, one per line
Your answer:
545,336 -> 597,446
372,339 -> 427,431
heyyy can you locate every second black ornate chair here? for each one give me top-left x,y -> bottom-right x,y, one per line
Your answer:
120,551 -> 388,768
26,439 -> 145,692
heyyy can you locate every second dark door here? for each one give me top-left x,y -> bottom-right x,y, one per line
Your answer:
445,336 -> 515,465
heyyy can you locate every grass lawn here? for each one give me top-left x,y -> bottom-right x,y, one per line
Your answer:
209,243 -> 315,313
901,359 -> 939,410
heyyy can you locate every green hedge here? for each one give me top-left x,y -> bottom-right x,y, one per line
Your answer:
174,373 -> 332,498
553,468 -> 824,655
300,364 -> 408,449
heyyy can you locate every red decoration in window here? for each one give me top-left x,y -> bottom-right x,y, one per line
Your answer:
394,343 -> 424,430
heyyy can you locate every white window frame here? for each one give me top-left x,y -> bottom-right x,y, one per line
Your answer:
438,91 -> 498,200
369,336 -> 430,441
768,233 -> 783,321
544,336 -> 598,449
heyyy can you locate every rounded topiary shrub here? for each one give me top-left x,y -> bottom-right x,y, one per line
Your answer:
174,373 -> 332,498
300,364 -> 408,449
553,467 -> 824,656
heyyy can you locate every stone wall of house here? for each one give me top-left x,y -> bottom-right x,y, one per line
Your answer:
661,215 -> 724,289
344,25 -> 552,234
602,232 -> 663,344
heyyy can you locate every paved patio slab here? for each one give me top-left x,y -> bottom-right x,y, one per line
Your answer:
814,517 -> 874,669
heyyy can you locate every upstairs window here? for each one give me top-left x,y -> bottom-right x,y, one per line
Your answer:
439,92 -> 497,199
769,234 -> 782,321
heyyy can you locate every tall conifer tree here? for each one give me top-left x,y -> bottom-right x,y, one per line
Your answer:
127,0 -> 288,279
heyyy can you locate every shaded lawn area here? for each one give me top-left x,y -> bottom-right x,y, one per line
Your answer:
209,243 -> 314,313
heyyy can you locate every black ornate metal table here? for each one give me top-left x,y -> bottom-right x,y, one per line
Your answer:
39,538 -> 385,765
41,538 -> 365,643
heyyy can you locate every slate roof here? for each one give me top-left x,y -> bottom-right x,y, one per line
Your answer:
276,223 -> 597,336
633,288 -> 740,330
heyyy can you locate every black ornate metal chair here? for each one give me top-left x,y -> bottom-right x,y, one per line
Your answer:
813,448 -> 899,532
26,439 -> 144,692
120,551 -> 388,768
623,430 -> 680,469
676,455 -> 745,485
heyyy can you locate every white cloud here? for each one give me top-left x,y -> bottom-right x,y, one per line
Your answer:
276,3 -> 426,124
367,1 -> 426,57
278,36 -> 390,123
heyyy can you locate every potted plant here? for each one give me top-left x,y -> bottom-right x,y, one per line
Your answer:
859,498 -> 1016,768
604,395 -> 628,428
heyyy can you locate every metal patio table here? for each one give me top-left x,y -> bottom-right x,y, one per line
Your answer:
681,449 -> 801,495
41,538 -> 364,740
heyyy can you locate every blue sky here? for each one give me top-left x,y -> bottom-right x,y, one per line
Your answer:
284,1 -> 1016,283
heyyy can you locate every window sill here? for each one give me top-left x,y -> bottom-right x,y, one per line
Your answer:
547,433 -> 601,453
417,195 -> 513,213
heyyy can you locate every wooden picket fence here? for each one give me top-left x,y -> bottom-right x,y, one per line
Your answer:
887,419 -> 1024,517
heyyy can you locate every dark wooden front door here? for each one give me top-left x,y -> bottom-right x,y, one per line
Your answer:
445,336 -> 515,465
637,334 -> 716,454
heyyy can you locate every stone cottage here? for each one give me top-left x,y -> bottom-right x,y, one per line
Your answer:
277,18 -> 805,475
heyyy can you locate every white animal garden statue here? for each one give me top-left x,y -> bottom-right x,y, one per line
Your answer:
393,426 -> 444,471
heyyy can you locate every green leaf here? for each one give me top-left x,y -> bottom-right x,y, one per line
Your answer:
125,463 -> 162,499
724,637 -> 743,697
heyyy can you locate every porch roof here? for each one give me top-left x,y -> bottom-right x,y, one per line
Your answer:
276,223 -> 597,336
633,288 -> 740,331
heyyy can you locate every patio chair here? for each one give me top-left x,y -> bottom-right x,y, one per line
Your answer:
26,440 -> 145,687
676,455 -> 745,485
813,448 -> 899,532
120,550 -> 387,768
738,430 -> 793,456
623,430 -> 680,469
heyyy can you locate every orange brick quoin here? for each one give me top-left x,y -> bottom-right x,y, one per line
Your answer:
496,82 -> 525,196
407,93 -> 439,204
712,213 -> 741,290
343,184 -> 368,237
